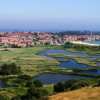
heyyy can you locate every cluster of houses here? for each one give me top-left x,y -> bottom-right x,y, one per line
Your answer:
0,32 -> 100,47
63,34 -> 100,42
0,32 -> 33,47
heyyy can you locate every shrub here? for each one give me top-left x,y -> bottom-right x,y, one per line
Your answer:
21,87 -> 48,100
70,80 -> 89,90
0,95 -> 10,100
0,63 -> 21,75
33,80 -> 43,87
11,96 -> 21,100
63,42 -> 73,49
54,82 -> 65,92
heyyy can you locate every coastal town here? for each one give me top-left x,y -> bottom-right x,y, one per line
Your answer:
0,32 -> 100,47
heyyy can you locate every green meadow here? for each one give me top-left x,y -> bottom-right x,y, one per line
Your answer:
0,45 -> 99,77
0,45 -> 100,100
0,47 -> 60,76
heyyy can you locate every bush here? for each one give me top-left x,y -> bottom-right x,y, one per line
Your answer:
70,80 -> 89,90
0,95 -> 10,100
11,96 -> 21,100
54,82 -> 65,92
53,80 -> 92,93
26,79 -> 43,88
64,80 -> 78,91
0,63 -> 21,75
92,79 -> 100,87
17,75 -> 32,80
33,80 -> 43,87
11,75 -> 32,87
21,87 -> 48,100
63,42 -> 73,49
10,44 -> 21,48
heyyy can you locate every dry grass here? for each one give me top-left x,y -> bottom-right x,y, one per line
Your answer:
49,87 -> 100,100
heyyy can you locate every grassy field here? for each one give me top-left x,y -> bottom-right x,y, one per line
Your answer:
0,46 -> 100,99
47,52 -> 97,67
0,46 -> 99,76
0,47 -> 60,76
73,57 -> 97,67
0,87 -> 27,99
49,87 -> 100,100
67,47 -> 100,55
0,46 -> 99,72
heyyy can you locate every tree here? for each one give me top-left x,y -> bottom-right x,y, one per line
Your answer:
0,63 -> 21,75
70,80 -> 89,90
33,80 -> 43,87
11,96 -> 21,100
0,95 -> 10,100
13,75 -> 32,87
54,82 -> 65,92
17,75 -> 32,80
63,42 -> 73,49
26,80 -> 43,88
64,80 -> 77,91
21,87 -> 48,100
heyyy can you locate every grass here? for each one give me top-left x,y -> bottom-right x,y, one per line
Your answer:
48,53 -> 66,57
49,87 -> 100,100
0,45 -> 100,99
43,84 -> 54,95
67,47 -> 100,55
0,87 -> 27,99
0,46 -> 99,76
0,47 -> 59,76
72,57 -> 97,67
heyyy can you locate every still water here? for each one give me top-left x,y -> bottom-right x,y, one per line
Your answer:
35,73 -> 91,84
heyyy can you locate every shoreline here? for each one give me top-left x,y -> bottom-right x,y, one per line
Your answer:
71,41 -> 100,46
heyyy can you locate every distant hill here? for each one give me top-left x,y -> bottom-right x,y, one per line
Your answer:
49,87 -> 100,100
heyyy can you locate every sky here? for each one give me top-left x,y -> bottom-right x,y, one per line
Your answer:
0,0 -> 100,32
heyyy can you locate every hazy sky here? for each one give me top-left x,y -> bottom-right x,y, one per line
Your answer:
0,0 -> 100,31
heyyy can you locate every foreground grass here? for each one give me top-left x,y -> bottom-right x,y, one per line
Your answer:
0,87 -> 27,100
49,87 -> 100,100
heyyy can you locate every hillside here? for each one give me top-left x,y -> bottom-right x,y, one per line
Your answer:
49,87 -> 100,100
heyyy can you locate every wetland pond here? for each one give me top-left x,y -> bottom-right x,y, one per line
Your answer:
40,49 -> 88,57
36,49 -> 100,84
34,73 -> 92,84
40,49 -> 98,70
59,59 -> 91,69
